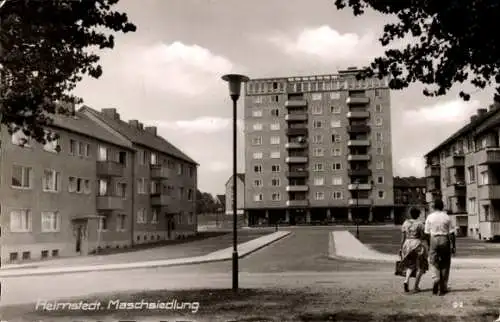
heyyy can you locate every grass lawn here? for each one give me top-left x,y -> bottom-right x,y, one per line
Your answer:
3,288 -> 500,322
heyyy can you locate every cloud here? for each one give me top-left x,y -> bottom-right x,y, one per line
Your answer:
207,161 -> 230,172
150,116 -> 244,134
396,156 -> 426,177
402,99 -> 481,124
122,41 -> 236,96
267,25 -> 378,61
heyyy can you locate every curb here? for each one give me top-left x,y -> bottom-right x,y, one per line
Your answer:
0,231 -> 291,278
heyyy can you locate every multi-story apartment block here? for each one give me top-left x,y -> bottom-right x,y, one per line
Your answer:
393,176 -> 427,224
424,103 -> 500,240
225,173 -> 245,215
244,67 -> 395,226
0,105 -> 198,264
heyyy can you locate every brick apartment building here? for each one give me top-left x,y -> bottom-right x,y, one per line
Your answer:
0,105 -> 198,264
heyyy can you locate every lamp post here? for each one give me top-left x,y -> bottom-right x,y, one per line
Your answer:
355,179 -> 360,239
222,73 -> 249,292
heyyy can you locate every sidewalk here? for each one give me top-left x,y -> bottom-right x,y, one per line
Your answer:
0,231 -> 290,278
330,230 -> 500,268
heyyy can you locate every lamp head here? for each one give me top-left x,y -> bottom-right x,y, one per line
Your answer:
222,74 -> 250,99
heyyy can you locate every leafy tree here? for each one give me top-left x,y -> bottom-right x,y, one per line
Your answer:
334,0 -> 500,102
196,189 -> 218,214
0,0 -> 136,143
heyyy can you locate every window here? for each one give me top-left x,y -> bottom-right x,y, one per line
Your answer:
271,164 -> 280,172
313,120 -> 323,128
376,160 -> 384,170
252,110 -> 263,117
271,95 -> 279,102
137,209 -> 147,223
69,139 -> 77,155
315,192 -> 325,200
137,178 -> 147,194
41,211 -> 60,232
151,209 -> 159,224
11,165 -> 32,188
270,136 -> 280,145
78,142 -> 89,157
42,169 -> 60,192
253,179 -> 263,187
252,123 -> 263,131
254,165 -> 262,173
376,132 -> 383,141
254,193 -> 263,201
314,177 -> 325,186
375,104 -> 382,112
332,191 -> 343,200
468,197 -> 477,214
312,93 -> 322,101
188,212 -> 195,225
332,134 -> 341,142
313,148 -> 324,157
375,89 -> 381,97
270,151 -> 281,158
377,176 -> 384,184
330,92 -> 340,100
331,120 -> 341,128
10,209 -> 31,232
177,163 -> 183,175
375,117 -> 383,126
187,189 -> 194,201
83,179 -> 91,194
479,171 -> 489,185
312,135 -> 323,144
332,162 -> 342,171
271,192 -> 281,201
270,122 -> 280,130
332,177 -> 342,185
252,136 -> 262,145
98,145 -> 107,161
11,129 -> 30,147
98,179 -> 108,196
98,215 -> 108,231
313,163 -> 324,172
117,214 -> 126,231
150,153 -> 158,165
467,166 -> 476,183
118,151 -> 127,165
312,106 -> 323,115
376,146 -> 383,155
43,132 -> 60,153
378,190 -> 385,199
271,178 -> 280,186
332,147 -> 342,156
116,182 -> 127,198
253,152 -> 263,159
330,105 -> 341,114
271,109 -> 279,117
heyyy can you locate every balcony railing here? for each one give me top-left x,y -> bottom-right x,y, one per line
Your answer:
286,170 -> 309,178
286,156 -> 308,163
348,198 -> 372,206
96,160 -> 124,177
425,165 -> 440,177
477,148 -> 500,165
285,142 -> 308,149
286,200 -> 309,207
347,111 -> 370,118
347,125 -> 370,133
285,113 -> 308,121
348,183 -> 372,190
347,154 -> 371,161
286,185 -> 309,192
286,128 -> 308,136
347,140 -> 370,147
346,97 -> 370,105
446,155 -> 465,168
97,195 -> 124,210
285,100 -> 307,107
348,169 -> 372,176
478,185 -> 500,200
151,193 -> 172,206
150,164 -> 170,179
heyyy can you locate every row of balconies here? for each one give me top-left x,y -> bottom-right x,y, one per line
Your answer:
283,183 -> 373,192
285,139 -> 370,149
426,149 -> 500,178
284,96 -> 370,108
284,198 -> 373,207
97,161 -> 170,179
285,154 -> 371,163
283,111 -> 370,121
96,193 -> 181,211
286,169 -> 372,177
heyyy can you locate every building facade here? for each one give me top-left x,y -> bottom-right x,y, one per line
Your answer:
1,106 -> 198,264
393,176 -> 427,224
225,173 -> 245,215
425,103 -> 500,240
244,67 -> 394,226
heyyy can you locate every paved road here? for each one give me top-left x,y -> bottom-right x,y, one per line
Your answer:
349,226 -> 500,257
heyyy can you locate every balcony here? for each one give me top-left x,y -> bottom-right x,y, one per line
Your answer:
426,177 -> 440,192
347,125 -> 370,133
446,155 -> 465,168
347,154 -> 371,161
285,113 -> 308,121
286,185 -> 309,192
285,142 -> 308,149
347,111 -> 370,119
448,201 -> 467,214
150,165 -> 170,179
348,198 -> 372,206
96,161 -> 124,177
151,193 -> 172,206
425,165 -> 440,177
286,200 -> 309,207
346,97 -> 370,105
348,183 -> 372,190
477,148 -> 500,165
286,128 -> 308,136
478,185 -> 500,200
347,140 -> 370,147
286,170 -> 309,178
285,100 -> 307,108
449,185 -> 466,198
97,195 -> 124,210
348,169 -> 372,176
286,156 -> 308,163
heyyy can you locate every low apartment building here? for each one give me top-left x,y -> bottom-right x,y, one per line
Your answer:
393,176 -> 427,224
425,103 -> 500,240
0,106 -> 198,264
225,173 -> 245,216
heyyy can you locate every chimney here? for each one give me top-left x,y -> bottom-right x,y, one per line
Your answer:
470,115 -> 478,123
477,108 -> 487,117
101,108 -> 120,120
138,122 -> 144,130
128,120 -> 139,128
145,126 -> 157,136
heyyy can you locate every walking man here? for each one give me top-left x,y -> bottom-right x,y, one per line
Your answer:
424,199 -> 456,295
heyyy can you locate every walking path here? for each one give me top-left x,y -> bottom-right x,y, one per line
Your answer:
0,231 -> 290,278
330,230 -> 500,268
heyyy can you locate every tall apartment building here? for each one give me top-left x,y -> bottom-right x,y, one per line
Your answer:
244,67 -> 394,226
0,106 -> 198,264
425,103 -> 500,240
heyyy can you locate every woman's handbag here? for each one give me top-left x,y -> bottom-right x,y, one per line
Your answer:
395,255 -> 416,277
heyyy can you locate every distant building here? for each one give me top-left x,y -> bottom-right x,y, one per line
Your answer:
225,173 -> 245,215
215,194 -> 226,213
393,176 -> 427,224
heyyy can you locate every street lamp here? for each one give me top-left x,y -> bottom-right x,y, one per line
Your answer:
354,179 -> 360,239
221,73 -> 249,292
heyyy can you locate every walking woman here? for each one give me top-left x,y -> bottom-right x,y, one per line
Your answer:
399,207 -> 429,293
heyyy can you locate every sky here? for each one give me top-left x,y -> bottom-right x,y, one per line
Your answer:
73,0 -> 496,195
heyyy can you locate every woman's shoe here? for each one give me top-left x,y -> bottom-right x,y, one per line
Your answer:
413,287 -> 421,293
432,281 -> 439,295
404,282 -> 409,293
